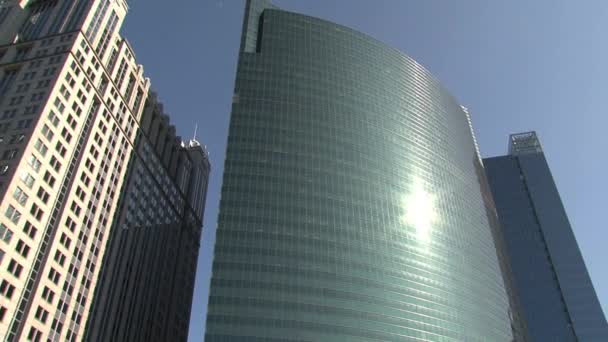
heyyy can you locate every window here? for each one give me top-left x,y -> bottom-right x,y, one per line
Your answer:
59,84 -> 70,99
51,318 -> 63,336
1,149 -> 18,160
65,73 -> 75,88
89,145 -> 100,159
23,221 -> 37,239
67,114 -> 76,129
54,98 -> 65,113
43,171 -> 55,187
49,56 -> 62,64
7,259 -> 23,278
20,171 -> 35,188
30,92 -> 44,102
34,139 -> 47,156
77,90 -> 87,104
0,164 -> 8,175
0,223 -> 13,243
30,203 -> 44,221
28,59 -> 42,68
41,124 -> 53,141
70,61 -> 81,76
65,218 -> 76,232
42,67 -> 56,77
9,96 -> 24,105
35,306 -> 49,323
70,201 -> 81,216
36,79 -> 51,88
97,121 -> 107,134
61,128 -> 72,143
23,105 -> 39,116
27,155 -> 41,172
47,111 -> 59,127
59,233 -> 71,248
54,250 -> 65,266
15,47 -> 31,61
16,239 -> 30,258
16,83 -> 30,93
9,134 -> 26,144
12,186 -> 28,205
0,280 -> 15,299
27,326 -> 42,342
36,187 -> 49,204
22,71 -> 36,81
16,119 -> 33,129
5,205 -> 21,224
93,132 -> 103,146
1,109 -> 17,119
84,158 -> 94,173
75,186 -> 85,201
48,267 -> 60,284
49,156 -> 61,172
0,306 -> 6,322
55,142 -> 67,157
42,286 -> 55,303
71,102 -> 82,117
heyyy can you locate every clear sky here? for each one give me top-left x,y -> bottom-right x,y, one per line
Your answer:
121,1 -> 608,341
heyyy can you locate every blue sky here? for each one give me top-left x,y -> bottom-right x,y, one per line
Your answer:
121,1 -> 608,341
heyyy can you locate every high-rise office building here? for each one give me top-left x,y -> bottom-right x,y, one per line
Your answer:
84,93 -> 210,342
484,132 -> 608,342
206,0 -> 525,340
0,1 -> 209,341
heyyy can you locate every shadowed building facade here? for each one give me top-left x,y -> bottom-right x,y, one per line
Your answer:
84,93 -> 211,342
484,132 -> 608,342
205,1 -> 526,341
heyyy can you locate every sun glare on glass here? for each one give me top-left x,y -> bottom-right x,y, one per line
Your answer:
401,178 -> 437,244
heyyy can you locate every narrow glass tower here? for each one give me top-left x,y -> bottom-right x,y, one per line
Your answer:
485,132 -> 608,342
206,1 -> 524,340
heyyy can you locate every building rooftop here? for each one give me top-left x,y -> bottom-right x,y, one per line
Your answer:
508,131 -> 543,156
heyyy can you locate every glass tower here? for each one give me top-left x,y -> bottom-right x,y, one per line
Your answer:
206,1 -> 523,340
484,132 -> 608,342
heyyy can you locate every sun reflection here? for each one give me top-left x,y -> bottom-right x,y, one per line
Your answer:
401,178 -> 437,243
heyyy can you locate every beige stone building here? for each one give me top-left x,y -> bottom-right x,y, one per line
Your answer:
0,1 -> 209,341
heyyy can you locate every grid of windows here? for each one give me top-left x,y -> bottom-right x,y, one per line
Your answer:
0,2 -> 202,341
207,2 -> 518,342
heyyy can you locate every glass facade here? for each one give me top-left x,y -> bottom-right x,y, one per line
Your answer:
206,1 -> 520,340
485,132 -> 608,342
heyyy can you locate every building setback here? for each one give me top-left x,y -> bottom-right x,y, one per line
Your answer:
0,1 -> 209,341
206,0 -> 525,340
484,132 -> 608,342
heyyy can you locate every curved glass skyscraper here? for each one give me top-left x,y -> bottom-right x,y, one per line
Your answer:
206,1 -> 523,341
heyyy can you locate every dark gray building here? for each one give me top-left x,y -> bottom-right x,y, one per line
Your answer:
206,0 -> 525,340
84,93 -> 211,342
484,132 -> 608,342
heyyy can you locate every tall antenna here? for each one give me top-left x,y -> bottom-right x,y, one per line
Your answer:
193,123 -> 198,141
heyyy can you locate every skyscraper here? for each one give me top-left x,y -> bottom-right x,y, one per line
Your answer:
206,0 -> 524,340
0,1 -> 209,341
84,93 -> 211,342
484,132 -> 608,342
